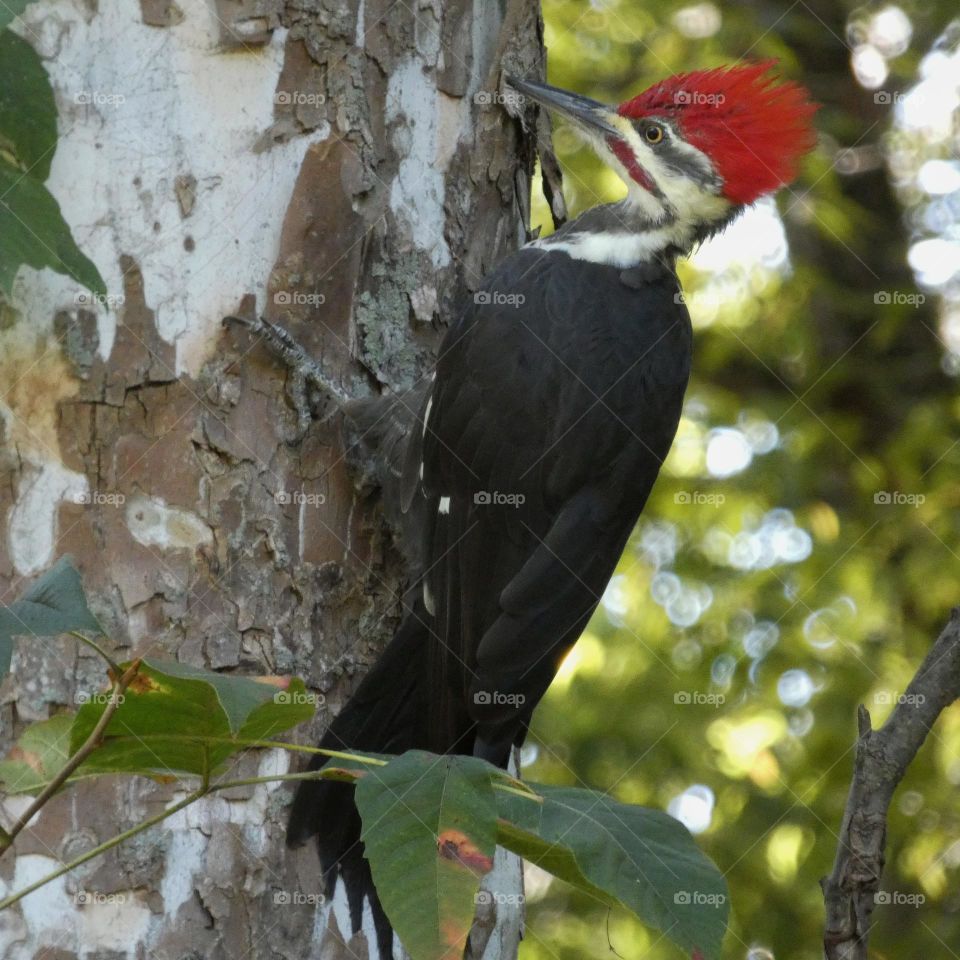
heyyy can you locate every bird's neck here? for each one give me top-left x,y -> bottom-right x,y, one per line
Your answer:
528,200 -> 691,269
528,195 -> 748,269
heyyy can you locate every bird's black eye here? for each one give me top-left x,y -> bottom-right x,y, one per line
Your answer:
644,124 -> 664,145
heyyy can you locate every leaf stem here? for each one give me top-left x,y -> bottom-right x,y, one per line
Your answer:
494,783 -> 544,804
69,631 -> 120,674
67,734 -> 390,766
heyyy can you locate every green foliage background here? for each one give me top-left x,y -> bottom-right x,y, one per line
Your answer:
522,1 -> 960,958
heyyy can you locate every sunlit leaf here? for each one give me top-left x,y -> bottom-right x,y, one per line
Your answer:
67,659 -> 316,779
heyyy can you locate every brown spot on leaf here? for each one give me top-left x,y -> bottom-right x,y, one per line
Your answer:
436,829 -> 494,875
127,672 -> 161,695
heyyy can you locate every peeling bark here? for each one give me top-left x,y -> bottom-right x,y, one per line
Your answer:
0,1 -> 543,957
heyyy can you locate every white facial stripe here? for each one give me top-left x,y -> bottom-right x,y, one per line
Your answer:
610,117 -> 731,224
560,118 -> 666,221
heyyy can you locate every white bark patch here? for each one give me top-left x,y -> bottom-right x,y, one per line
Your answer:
2,855 -> 148,957
6,855 -> 74,952
8,462 -> 89,576
159,826 -> 207,919
79,893 -> 151,952
17,0 -> 332,377
125,493 -> 213,551
387,59 -> 453,269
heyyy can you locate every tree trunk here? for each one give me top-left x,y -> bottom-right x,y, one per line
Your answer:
0,1 -> 543,957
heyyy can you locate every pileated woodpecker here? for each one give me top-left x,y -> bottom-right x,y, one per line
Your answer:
288,61 -> 817,954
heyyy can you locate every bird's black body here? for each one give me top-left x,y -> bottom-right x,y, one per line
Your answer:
286,58 -> 817,959
287,240 -> 692,956
407,247 -> 691,762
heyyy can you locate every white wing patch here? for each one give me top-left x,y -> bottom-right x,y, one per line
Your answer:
423,581 -> 436,616
438,496 -> 450,515
421,395 -> 433,437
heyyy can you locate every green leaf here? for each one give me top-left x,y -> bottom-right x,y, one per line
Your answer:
0,556 -> 102,676
0,29 -> 56,179
0,154 -> 105,296
0,714 -> 73,794
354,751 -> 498,960
0,2 -> 34,30
498,784 -> 728,960
67,659 -> 316,779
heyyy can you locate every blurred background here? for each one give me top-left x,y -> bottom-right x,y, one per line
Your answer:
521,1 -> 960,957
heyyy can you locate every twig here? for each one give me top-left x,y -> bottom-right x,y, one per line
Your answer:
821,607 -> 960,958
69,630 -> 121,675
0,659 -> 143,858
222,314 -> 351,406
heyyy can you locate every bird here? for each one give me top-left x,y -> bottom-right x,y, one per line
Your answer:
287,60 -> 818,957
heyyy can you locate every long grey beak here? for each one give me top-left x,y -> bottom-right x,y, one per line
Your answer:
505,76 -> 619,137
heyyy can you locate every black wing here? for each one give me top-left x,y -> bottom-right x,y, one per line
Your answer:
402,248 -> 691,762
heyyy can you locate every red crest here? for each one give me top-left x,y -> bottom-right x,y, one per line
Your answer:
618,61 -> 818,204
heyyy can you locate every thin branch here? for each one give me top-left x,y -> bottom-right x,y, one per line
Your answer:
0,787 -> 202,911
0,751 -> 543,911
61,733 -> 391,765
822,607 -> 960,959
222,314 -> 351,406
0,659 -> 142,858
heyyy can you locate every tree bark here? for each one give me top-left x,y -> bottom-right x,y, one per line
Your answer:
0,1 -> 543,957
